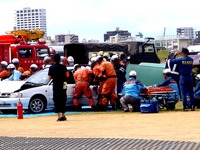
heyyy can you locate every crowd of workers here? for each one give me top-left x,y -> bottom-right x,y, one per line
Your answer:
1,48 -> 200,114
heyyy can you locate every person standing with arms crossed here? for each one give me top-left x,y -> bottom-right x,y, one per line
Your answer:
171,48 -> 195,111
48,54 -> 68,121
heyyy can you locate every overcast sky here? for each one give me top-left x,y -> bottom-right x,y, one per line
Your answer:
0,0 -> 200,42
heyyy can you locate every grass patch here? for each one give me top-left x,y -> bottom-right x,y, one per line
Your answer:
157,50 -> 170,63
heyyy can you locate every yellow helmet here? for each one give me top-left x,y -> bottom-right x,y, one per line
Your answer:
99,51 -> 104,56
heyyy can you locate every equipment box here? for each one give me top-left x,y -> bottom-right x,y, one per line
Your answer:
140,100 -> 159,113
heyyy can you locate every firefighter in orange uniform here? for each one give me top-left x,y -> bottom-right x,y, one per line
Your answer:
97,56 -> 118,110
73,64 -> 94,107
12,58 -> 24,73
20,64 -> 38,80
0,61 -> 10,80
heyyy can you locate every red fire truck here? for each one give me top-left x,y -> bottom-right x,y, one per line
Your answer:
0,29 -> 55,70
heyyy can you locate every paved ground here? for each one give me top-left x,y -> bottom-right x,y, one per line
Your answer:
0,137 -> 200,150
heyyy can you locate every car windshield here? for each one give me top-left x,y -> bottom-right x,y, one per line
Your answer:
26,69 -> 49,85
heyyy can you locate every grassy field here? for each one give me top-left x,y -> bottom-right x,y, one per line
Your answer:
157,50 -> 170,63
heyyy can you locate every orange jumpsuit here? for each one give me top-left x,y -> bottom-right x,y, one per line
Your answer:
0,70 -> 10,80
73,67 -> 94,106
20,70 -> 31,80
98,60 -> 118,106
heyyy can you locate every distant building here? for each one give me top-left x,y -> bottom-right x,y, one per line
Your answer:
104,27 -> 131,42
55,34 -> 79,43
106,34 -> 129,43
193,31 -> 200,45
55,34 -> 66,43
155,35 -> 193,50
88,39 -> 100,43
14,7 -> 47,37
177,27 -> 194,39
65,34 -> 79,43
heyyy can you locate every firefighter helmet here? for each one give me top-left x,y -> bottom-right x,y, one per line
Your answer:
129,70 -> 137,77
7,64 -> 16,69
0,61 -> 8,67
163,69 -> 171,74
196,74 -> 200,80
12,58 -> 19,64
30,64 -> 38,69
73,64 -> 81,72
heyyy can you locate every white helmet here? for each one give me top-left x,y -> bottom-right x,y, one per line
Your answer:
30,64 -> 38,69
68,56 -> 74,62
129,70 -> 137,77
196,74 -> 200,80
7,64 -> 16,69
163,69 -> 171,74
12,58 -> 19,64
111,55 -> 118,61
0,61 -> 8,67
43,56 -> 51,62
68,56 -> 74,65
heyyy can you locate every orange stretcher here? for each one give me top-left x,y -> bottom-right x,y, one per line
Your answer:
142,86 -> 173,96
141,86 -> 177,110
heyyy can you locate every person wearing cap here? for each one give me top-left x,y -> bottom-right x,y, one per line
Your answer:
72,64 -> 94,108
48,54 -> 68,121
41,56 -> 52,70
7,64 -> 22,81
97,56 -> 118,111
0,61 -> 10,80
20,64 -> 38,80
194,74 -> 200,108
120,70 -> 146,112
171,48 -> 195,111
12,58 -> 24,73
156,69 -> 180,107
111,54 -> 126,109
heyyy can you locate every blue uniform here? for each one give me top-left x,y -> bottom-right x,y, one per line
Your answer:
194,81 -> 200,106
120,77 -> 146,111
121,77 -> 146,99
171,55 -> 194,106
194,81 -> 200,97
8,70 -> 22,81
157,76 -> 180,102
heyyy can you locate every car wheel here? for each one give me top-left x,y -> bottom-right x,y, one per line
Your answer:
28,97 -> 46,113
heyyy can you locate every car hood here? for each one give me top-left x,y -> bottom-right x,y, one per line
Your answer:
0,81 -> 26,93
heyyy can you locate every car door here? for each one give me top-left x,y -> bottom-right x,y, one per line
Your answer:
46,81 -> 54,107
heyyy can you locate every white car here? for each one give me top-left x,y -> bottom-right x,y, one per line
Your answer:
0,68 -> 98,113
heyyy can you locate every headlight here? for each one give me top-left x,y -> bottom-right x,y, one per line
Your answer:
9,93 -> 23,98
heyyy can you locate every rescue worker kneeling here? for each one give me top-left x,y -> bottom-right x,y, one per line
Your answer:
156,69 -> 180,105
120,70 -> 146,112
73,64 -> 94,107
